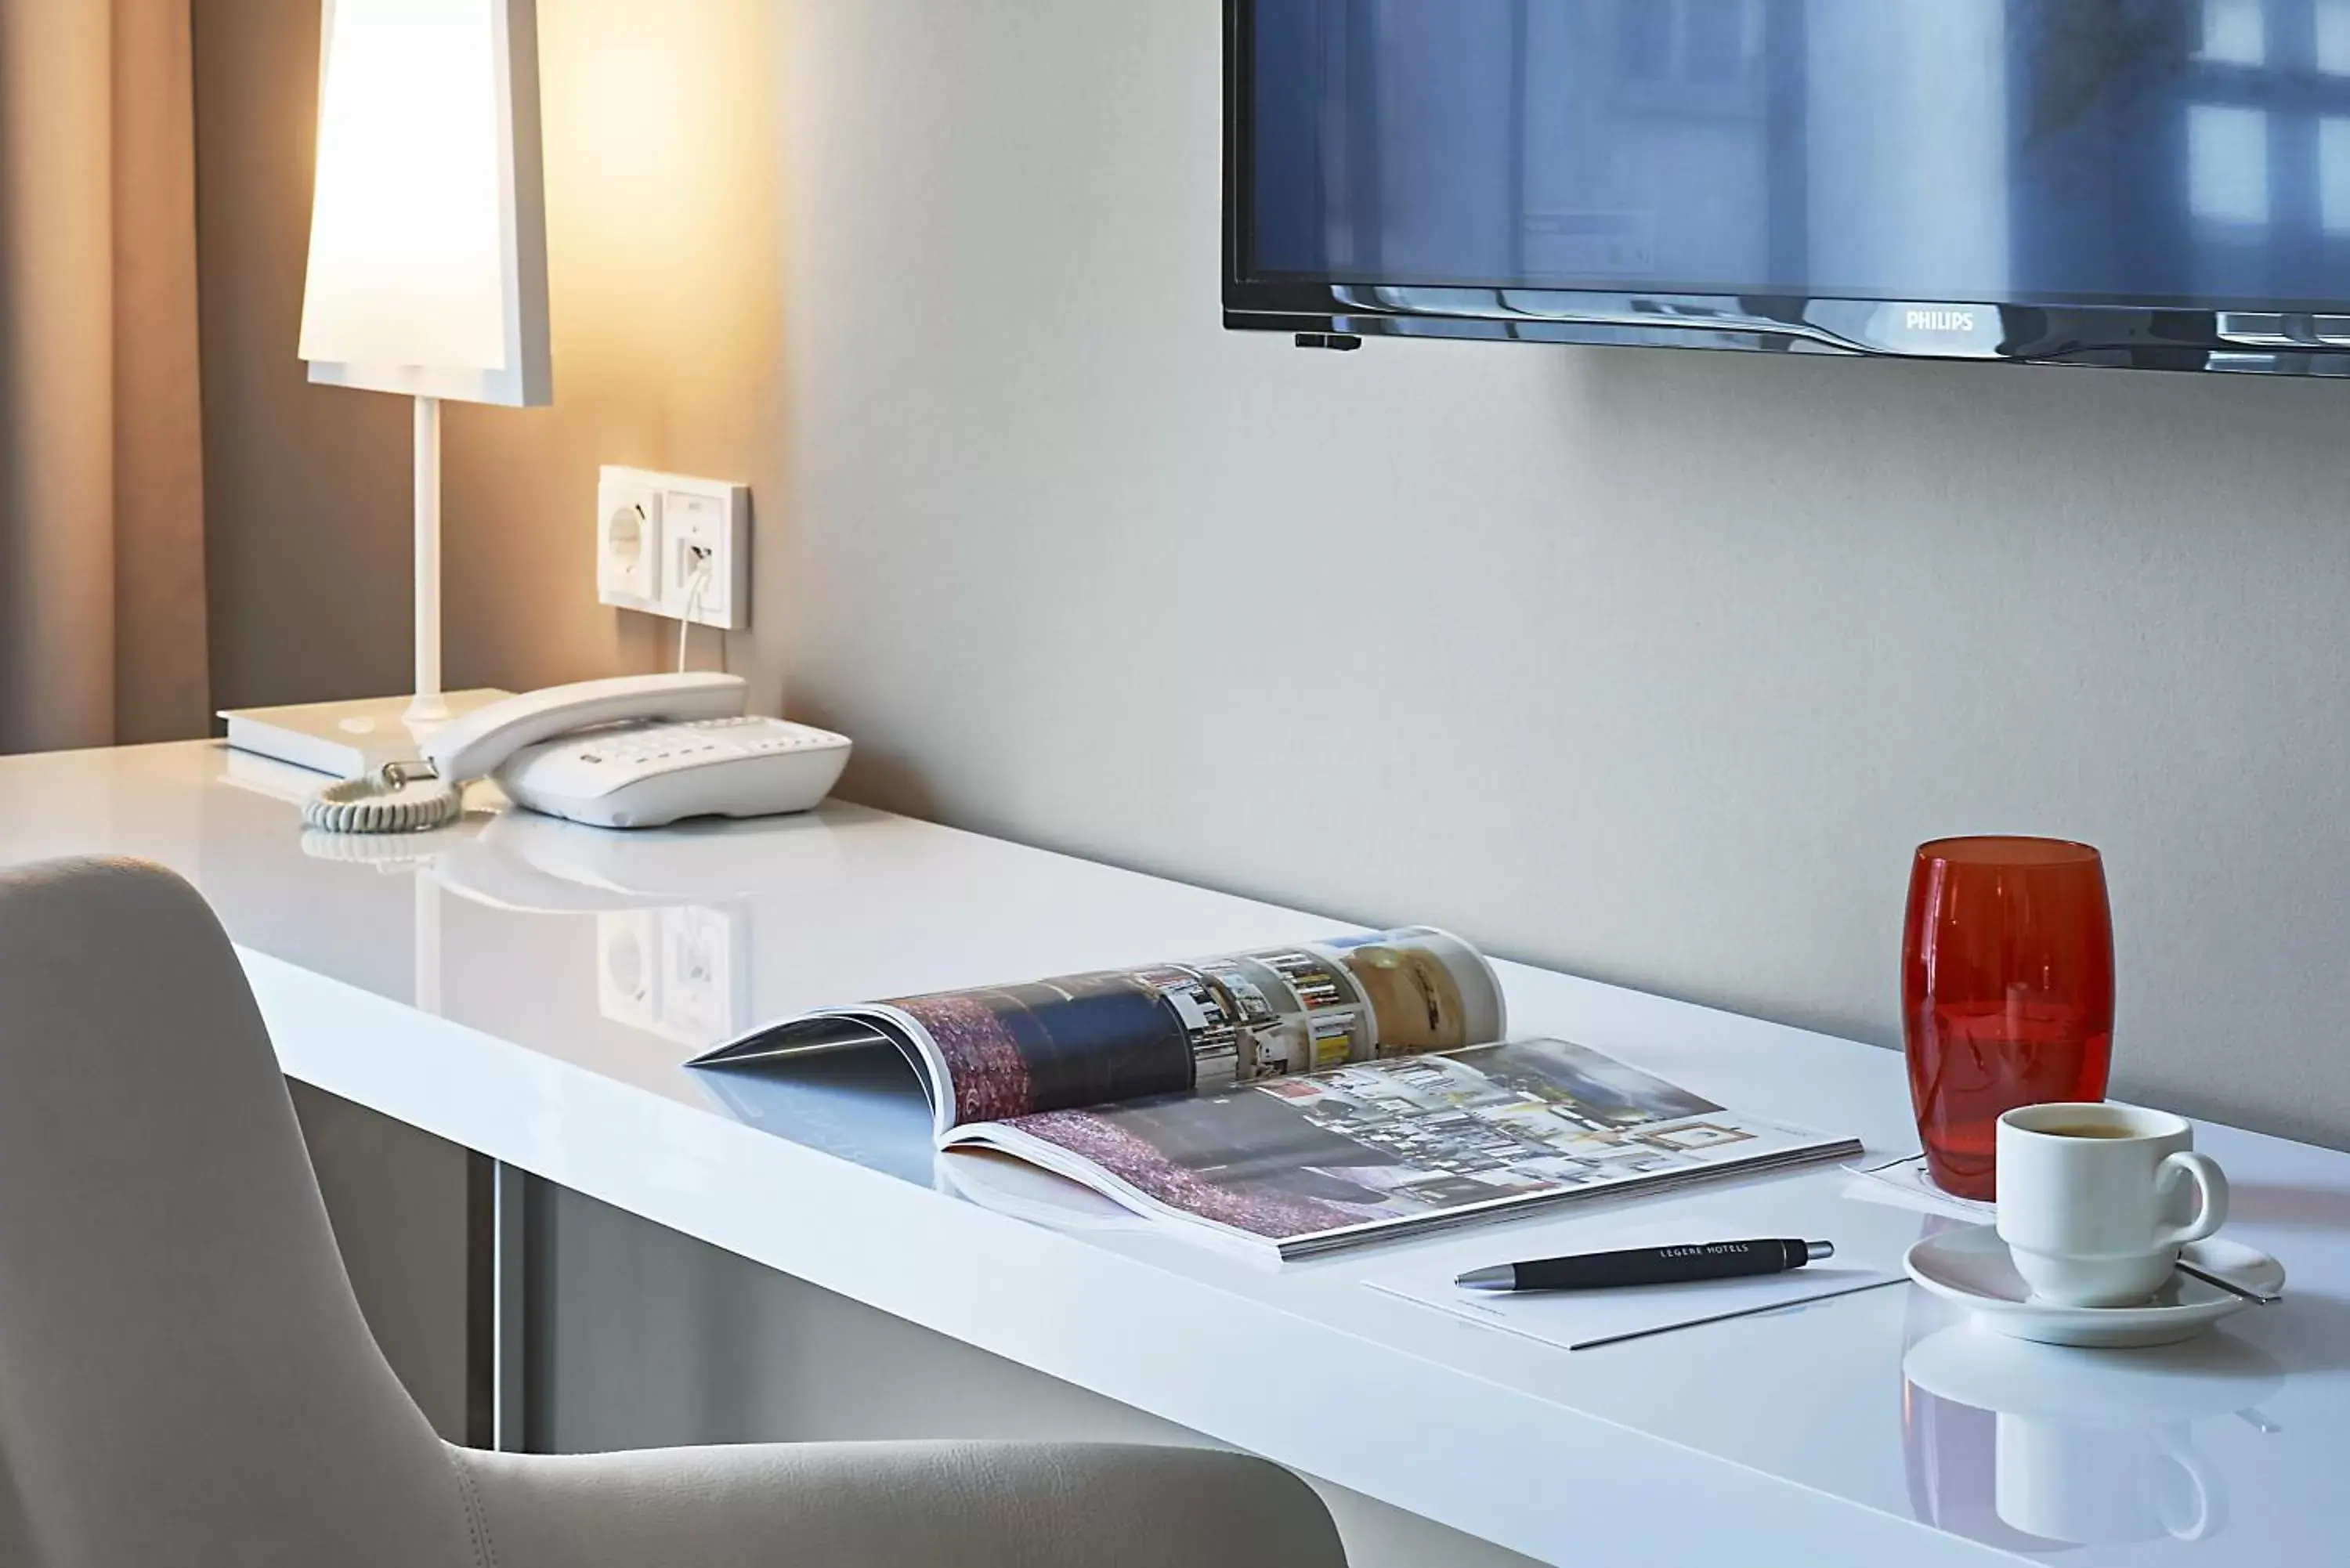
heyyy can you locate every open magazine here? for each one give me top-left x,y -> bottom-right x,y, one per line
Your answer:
689,929 -> 1859,1259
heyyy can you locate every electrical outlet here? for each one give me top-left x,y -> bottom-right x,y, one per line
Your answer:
595,468 -> 663,611
656,482 -> 749,629
595,465 -> 749,629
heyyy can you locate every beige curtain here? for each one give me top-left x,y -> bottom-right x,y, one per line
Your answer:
0,0 -> 210,752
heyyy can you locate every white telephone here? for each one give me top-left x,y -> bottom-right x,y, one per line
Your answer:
304,672 -> 852,833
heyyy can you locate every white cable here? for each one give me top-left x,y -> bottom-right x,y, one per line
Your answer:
676,559 -> 715,673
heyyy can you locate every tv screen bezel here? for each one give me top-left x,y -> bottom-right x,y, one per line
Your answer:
1220,0 -> 2350,377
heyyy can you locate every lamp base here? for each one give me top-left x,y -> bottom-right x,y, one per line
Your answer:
405,689 -> 454,728
219,688 -> 512,779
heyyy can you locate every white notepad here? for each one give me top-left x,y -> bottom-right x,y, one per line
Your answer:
1367,1210 -> 1911,1352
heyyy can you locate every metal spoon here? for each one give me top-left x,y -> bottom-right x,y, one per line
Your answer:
2176,1259 -> 2282,1306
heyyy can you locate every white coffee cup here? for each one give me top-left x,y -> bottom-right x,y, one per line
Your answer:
1995,1102 -> 2229,1307
1997,1414 -> 2220,1545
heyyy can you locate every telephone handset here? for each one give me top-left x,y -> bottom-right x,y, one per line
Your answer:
304,672 -> 851,834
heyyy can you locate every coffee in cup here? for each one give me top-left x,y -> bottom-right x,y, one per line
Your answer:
1995,1103 -> 2229,1308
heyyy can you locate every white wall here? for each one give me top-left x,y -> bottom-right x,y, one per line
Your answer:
771,0 -> 2350,1150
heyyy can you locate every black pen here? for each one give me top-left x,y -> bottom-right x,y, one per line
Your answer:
1456,1238 -> 1835,1294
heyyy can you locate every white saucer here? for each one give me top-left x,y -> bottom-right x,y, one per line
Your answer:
1904,1225 -> 2285,1348
1904,1323 -> 2285,1422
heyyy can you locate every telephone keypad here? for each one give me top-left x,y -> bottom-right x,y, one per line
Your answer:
577,717 -> 845,774
497,710 -> 853,828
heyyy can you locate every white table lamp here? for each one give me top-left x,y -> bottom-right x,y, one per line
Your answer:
297,0 -> 550,728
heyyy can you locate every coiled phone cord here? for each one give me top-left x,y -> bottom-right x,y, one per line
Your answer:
302,761 -> 465,833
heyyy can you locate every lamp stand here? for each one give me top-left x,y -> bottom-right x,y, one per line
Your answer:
215,390 -> 512,778
407,395 -> 449,727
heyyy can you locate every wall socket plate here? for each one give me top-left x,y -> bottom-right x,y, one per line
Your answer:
595,472 -> 661,610
595,464 -> 750,630
595,905 -> 747,1045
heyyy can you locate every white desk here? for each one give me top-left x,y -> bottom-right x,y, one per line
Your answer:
4,739 -> 2345,1567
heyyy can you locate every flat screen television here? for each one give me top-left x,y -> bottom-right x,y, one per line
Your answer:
1226,0 -> 2350,374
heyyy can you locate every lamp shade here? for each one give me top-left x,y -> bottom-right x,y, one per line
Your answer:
298,0 -> 551,407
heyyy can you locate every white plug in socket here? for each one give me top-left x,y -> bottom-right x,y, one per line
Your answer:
595,465 -> 750,630
657,482 -> 749,629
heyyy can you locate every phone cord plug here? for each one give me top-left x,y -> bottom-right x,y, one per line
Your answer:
677,561 -> 716,674
302,761 -> 465,834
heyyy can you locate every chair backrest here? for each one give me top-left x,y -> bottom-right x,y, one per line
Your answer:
0,858 -> 478,1568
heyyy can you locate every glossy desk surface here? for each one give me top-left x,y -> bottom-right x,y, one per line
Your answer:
5,740 -> 2346,1567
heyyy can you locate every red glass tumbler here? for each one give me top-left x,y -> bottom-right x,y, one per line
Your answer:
1901,837 -> 2114,1201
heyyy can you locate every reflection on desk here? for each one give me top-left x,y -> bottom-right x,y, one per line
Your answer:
1903,1302 -> 2286,1552
294,804 -> 854,1045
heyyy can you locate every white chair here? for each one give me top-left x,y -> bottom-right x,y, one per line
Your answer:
0,856 -> 1346,1568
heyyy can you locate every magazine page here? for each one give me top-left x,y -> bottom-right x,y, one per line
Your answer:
689,927 -> 1505,1136
939,1039 -> 1862,1259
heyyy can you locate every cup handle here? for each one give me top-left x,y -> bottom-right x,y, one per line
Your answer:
2157,1440 -> 2222,1543
2156,1151 -> 2230,1248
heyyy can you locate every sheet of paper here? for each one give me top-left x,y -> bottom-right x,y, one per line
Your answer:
1838,1155 -> 1995,1224
1366,1216 -> 1905,1352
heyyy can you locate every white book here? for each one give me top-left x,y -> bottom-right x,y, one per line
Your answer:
219,689 -> 512,778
